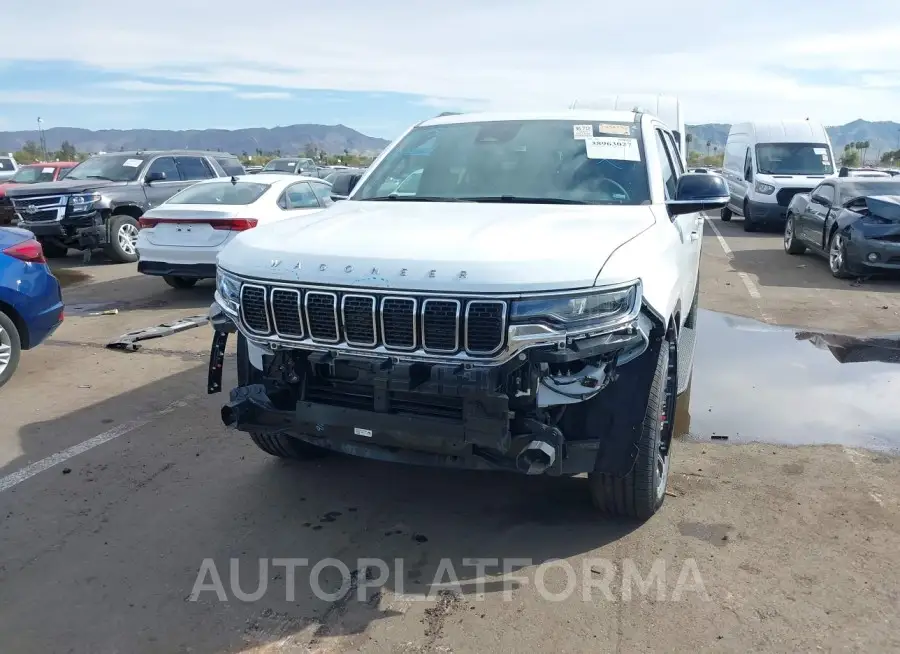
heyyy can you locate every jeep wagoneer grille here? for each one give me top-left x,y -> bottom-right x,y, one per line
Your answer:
238,283 -> 508,357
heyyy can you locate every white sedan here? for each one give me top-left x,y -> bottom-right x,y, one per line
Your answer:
136,174 -> 333,289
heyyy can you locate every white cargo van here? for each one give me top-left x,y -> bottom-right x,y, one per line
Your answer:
721,121 -> 835,232
570,95 -> 686,166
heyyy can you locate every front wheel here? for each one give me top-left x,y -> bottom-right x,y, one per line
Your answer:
783,214 -> 806,254
0,310 -> 22,390
828,229 -> 853,279
236,334 -> 329,461
720,206 -> 732,222
104,214 -> 140,263
588,338 -> 676,519
163,275 -> 198,290
743,201 -> 756,232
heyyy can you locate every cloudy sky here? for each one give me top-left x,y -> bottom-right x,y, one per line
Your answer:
2,0 -> 899,138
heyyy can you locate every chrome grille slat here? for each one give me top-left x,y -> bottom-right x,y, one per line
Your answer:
271,288 -> 304,338
421,299 -> 461,353
305,291 -> 340,343
238,285 -> 507,359
464,300 -> 507,355
381,297 -> 417,350
342,294 -> 377,346
240,284 -> 270,334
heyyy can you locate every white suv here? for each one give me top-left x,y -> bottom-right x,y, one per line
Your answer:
207,110 -> 729,518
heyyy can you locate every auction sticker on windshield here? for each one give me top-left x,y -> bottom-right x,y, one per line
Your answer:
597,123 -> 632,137
123,159 -> 143,167
42,167 -> 54,173
585,137 -> 641,162
573,124 -> 593,139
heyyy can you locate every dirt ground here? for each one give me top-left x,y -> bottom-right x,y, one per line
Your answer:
0,214 -> 898,653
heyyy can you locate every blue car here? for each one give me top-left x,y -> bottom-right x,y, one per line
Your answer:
0,227 -> 65,388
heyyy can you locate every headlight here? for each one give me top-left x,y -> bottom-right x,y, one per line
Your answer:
754,181 -> 775,195
68,192 -> 102,213
216,269 -> 242,314
510,283 -> 640,330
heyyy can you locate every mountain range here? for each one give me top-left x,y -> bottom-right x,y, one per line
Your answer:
1,119 -> 898,159
0,124 -> 390,156
686,119 -> 900,156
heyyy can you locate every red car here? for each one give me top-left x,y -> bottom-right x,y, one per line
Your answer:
0,162 -> 79,225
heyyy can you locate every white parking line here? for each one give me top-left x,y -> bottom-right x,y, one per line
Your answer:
704,216 -> 773,323
0,396 -> 196,494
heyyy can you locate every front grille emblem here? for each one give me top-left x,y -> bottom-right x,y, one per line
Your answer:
25,204 -> 37,215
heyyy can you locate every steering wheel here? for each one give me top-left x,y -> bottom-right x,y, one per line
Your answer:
595,178 -> 630,201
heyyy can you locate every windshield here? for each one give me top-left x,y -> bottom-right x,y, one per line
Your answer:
262,159 -> 298,172
841,180 -> 900,203
165,181 -> 270,205
755,143 -> 834,175
352,119 -> 649,205
0,157 -> 14,171
10,166 -> 57,183
65,155 -> 146,181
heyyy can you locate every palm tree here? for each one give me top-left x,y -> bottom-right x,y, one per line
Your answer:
706,140 -> 711,157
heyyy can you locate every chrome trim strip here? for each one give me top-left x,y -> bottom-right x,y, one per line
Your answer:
464,300 -> 508,356
304,290 -> 340,344
421,298 -> 461,354
380,296 -> 417,351
341,293 -> 378,347
240,284 -> 271,335
219,266 -> 640,300
270,287 -> 304,339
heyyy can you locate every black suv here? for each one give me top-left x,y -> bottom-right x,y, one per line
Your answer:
6,150 -> 245,262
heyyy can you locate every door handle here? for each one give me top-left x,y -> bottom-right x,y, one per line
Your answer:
690,231 -> 700,241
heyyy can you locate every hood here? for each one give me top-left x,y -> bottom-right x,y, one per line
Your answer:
757,174 -> 830,188
217,201 -> 656,293
867,195 -> 900,222
5,178 -> 126,198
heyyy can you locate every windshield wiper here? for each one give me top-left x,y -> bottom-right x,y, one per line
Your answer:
365,195 -> 474,202
461,196 -> 589,205
83,175 -> 113,180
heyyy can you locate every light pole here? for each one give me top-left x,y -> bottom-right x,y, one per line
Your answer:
37,117 -> 48,162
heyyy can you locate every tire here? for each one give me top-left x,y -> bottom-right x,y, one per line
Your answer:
720,206 -> 732,222
742,200 -> 756,232
104,214 -> 140,263
0,310 -> 22,390
828,229 -> 853,279
587,337 -> 676,519
783,214 -> 806,255
163,275 -> 198,290
236,334 -> 329,461
39,240 -> 69,259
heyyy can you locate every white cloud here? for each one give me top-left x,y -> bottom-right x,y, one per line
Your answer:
0,90 -> 160,105
234,91 -> 292,100
96,80 -> 233,92
2,0 -> 900,124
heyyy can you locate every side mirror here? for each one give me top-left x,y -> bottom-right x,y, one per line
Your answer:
145,171 -> 166,184
667,173 -> 730,216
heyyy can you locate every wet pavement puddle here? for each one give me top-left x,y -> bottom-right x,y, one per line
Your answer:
54,268 -> 92,288
677,309 -> 900,452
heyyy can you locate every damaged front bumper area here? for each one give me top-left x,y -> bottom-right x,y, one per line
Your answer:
208,280 -> 664,476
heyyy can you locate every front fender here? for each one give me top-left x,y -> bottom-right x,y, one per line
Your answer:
595,207 -> 682,327
835,209 -> 862,232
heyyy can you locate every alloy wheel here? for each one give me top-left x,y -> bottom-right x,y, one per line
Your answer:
118,223 -> 139,255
